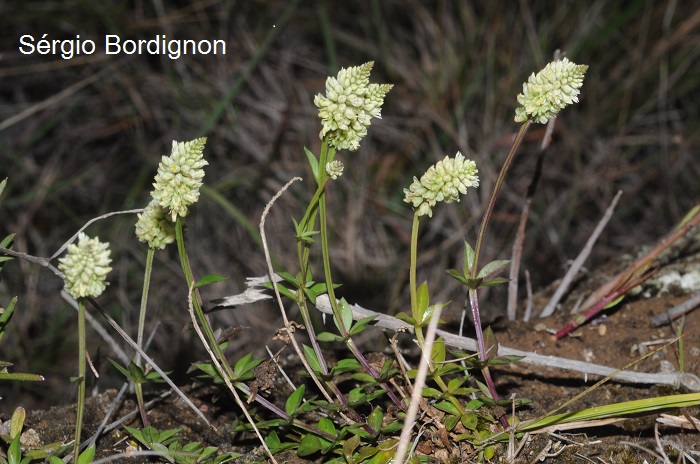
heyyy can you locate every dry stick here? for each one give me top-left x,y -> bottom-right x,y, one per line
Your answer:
523,269 -> 534,322
186,282 -> 277,464
579,205 -> 700,313
507,198 -> 531,320
650,291 -> 700,327
228,279 -> 700,390
393,304 -> 444,464
0,209 -> 145,271
258,177 -> 338,407
539,190 -> 623,318
312,295 -> 700,392
85,297 -> 211,426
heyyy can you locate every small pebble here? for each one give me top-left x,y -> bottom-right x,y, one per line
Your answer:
658,360 -> 675,373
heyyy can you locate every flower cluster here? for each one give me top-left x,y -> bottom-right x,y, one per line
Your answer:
151,138 -> 208,221
314,62 -> 393,151
58,232 -> 112,299
326,160 -> 344,180
135,200 -> 176,249
404,152 -> 479,218
514,58 -> 588,124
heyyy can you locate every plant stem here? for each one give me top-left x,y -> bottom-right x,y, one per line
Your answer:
135,247 -> 154,368
466,122 -> 529,423
315,142 -> 405,411
471,122 -> 530,279
409,213 -> 419,319
73,299 -> 86,464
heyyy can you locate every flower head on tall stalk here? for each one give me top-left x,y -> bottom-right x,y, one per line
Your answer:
403,152 -> 479,218
58,232 -> 112,299
514,57 -> 588,124
135,199 -> 177,249
151,138 -> 208,221
314,62 -> 393,151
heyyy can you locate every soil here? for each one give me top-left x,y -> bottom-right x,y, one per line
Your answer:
5,247 -> 700,463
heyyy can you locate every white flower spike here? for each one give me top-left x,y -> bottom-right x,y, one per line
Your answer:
135,199 -> 177,249
404,152 -> 479,218
58,232 -> 112,299
514,58 -> 588,124
151,138 -> 208,221
314,62 -> 393,151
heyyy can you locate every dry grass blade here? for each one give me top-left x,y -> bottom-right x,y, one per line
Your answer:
579,205 -> 700,313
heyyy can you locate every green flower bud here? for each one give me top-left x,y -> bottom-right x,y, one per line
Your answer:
135,199 -> 176,249
514,58 -> 588,124
314,62 -> 393,151
404,152 -> 479,218
151,138 -> 208,221
58,232 -> 112,299
326,160 -> 344,180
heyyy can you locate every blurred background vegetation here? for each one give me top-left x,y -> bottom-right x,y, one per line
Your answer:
1,0 -> 698,413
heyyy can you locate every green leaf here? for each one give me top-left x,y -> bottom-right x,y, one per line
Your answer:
316,331 -> 344,343
444,414 -> 460,431
1,233 -> 15,248
356,445 -> 379,462
264,430 -> 281,452
348,315 -> 377,336
343,434 -> 360,463
77,445 -> 96,464
520,393 -> 700,432
480,277 -> 510,287
194,274 -> 227,289
338,298 -> 353,334
421,387 -> 442,398
381,421 -> 403,434
302,344 -> 322,374
233,353 -> 263,381
461,413 -> 478,431
477,260 -> 511,281
8,434 -> 21,464
433,401 -> 460,416
9,407 -> 25,439
297,433 -> 322,457
277,270 -> 299,286
0,296 -> 18,334
447,378 -> 464,392
394,312 -> 416,325
367,407 -> 383,433
304,146 -> 320,182
108,358 -> 134,381
483,326 -> 498,360
350,373 -> 375,384
317,416 -> 337,436
603,294 -> 625,309
414,282 -> 429,322
463,241 -> 475,275
431,337 -> 446,364
329,358 -> 361,376
285,385 -> 305,416
445,269 -> 468,286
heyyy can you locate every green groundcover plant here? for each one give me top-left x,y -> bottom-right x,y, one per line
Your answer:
1,57 -> 699,464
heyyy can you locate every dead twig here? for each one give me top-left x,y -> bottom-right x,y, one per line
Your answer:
650,291 -> 700,327
539,190 -> 623,318
579,204 -> 700,313
223,278 -> 700,391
